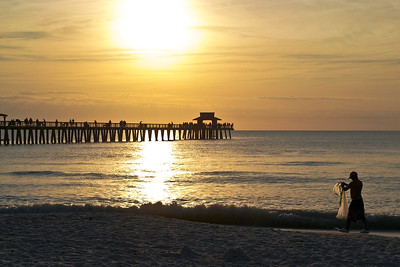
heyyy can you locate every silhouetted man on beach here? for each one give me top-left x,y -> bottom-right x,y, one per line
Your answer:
340,171 -> 369,233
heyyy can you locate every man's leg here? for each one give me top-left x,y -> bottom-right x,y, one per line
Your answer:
339,217 -> 351,232
361,217 -> 368,231
346,217 -> 351,230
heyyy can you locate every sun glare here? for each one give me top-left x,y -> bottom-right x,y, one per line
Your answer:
112,0 -> 200,65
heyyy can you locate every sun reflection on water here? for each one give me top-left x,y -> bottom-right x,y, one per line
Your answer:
124,141 -> 179,204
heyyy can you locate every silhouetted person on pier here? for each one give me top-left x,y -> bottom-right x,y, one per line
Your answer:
55,119 -> 58,127
339,171 -> 369,233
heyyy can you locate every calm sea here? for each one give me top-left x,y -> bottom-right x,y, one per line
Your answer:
1,131 -> 399,229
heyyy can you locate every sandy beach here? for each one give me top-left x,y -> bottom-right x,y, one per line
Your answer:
1,212 -> 399,266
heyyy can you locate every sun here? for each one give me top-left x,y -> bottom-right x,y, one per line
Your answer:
112,0 -> 199,59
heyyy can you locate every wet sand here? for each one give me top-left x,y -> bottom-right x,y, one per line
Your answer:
1,212 -> 399,266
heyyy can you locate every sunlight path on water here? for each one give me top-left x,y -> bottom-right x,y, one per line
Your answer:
121,142 -> 181,205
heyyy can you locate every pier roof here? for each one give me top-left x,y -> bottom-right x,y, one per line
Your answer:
193,112 -> 221,124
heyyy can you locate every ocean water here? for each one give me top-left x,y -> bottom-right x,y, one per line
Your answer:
1,131 -> 399,230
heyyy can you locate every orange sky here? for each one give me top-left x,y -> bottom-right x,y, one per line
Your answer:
1,0 -> 399,130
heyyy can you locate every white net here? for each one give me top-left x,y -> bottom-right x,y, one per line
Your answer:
333,182 -> 348,220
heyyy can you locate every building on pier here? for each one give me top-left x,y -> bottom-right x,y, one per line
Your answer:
193,112 -> 221,125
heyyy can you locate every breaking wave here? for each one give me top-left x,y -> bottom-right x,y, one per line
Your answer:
1,203 -> 399,231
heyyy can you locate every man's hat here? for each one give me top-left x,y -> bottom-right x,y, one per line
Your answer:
349,171 -> 358,179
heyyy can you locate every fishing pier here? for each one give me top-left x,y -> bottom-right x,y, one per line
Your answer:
0,113 -> 234,146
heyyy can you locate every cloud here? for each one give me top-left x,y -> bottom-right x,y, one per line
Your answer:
0,45 -> 20,49
0,31 -> 50,39
0,47 -> 144,62
194,26 -> 261,38
256,96 -> 364,102
0,56 -> 12,61
286,54 -> 400,66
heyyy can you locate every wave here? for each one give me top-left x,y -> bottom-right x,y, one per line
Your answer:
280,161 -> 343,166
1,171 -> 99,177
1,203 -> 399,231
190,171 -> 319,184
2,171 -> 67,176
0,169 -> 340,183
0,171 -> 138,180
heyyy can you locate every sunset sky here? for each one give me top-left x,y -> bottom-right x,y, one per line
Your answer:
1,0 -> 399,130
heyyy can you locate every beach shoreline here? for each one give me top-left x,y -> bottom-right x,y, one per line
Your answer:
1,212 -> 399,266
281,228 -> 400,238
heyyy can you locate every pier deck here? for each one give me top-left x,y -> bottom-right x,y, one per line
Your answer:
0,121 -> 234,146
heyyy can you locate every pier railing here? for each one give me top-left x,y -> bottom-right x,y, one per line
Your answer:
0,120 -> 234,145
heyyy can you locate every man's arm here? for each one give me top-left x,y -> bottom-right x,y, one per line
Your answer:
341,182 -> 352,191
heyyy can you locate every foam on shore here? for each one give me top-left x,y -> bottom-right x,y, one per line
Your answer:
2,202 -> 400,230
